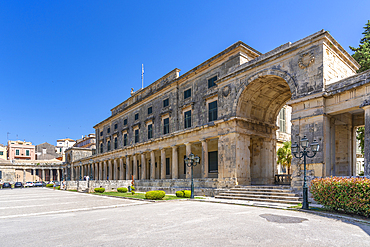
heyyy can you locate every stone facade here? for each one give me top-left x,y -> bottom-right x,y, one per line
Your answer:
65,30 -> 370,196
36,142 -> 59,160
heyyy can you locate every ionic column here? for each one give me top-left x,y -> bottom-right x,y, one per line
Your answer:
57,169 -> 60,181
133,154 -> 137,180
201,139 -> 209,178
160,148 -> 166,179
141,152 -> 146,180
49,169 -> 53,181
363,104 -> 370,176
150,151 -> 155,180
119,158 -> 124,180
185,142 -> 192,179
172,145 -> 178,179
113,159 -> 117,180
126,156 -> 130,180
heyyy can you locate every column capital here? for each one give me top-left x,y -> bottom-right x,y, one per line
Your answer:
200,138 -> 209,143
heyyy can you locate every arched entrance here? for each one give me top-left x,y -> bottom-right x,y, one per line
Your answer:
236,72 -> 293,185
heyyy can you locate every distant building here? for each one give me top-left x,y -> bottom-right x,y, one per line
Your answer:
74,134 -> 96,149
0,144 -> 7,161
36,142 -> 59,160
55,138 -> 76,162
7,140 -> 35,161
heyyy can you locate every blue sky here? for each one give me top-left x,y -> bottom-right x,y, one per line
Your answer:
0,0 -> 369,146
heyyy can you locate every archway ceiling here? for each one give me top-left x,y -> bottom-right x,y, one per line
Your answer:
238,75 -> 292,125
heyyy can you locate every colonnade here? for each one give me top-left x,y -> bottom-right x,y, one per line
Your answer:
68,139 -> 215,181
21,167 -> 62,182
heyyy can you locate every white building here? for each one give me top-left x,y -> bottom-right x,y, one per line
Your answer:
55,138 -> 76,162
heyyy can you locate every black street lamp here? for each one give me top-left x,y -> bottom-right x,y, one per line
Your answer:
184,153 -> 200,199
291,136 -> 320,210
89,159 -> 93,180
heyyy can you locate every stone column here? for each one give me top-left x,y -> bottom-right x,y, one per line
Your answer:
363,104 -> 370,176
57,169 -> 60,181
201,139 -> 209,178
126,156 -> 130,180
150,151 -> 155,180
23,169 -> 26,183
94,163 -> 98,179
71,164 -> 74,181
133,154 -> 137,180
113,159 -> 117,180
42,169 -> 45,181
33,168 -> 36,182
99,162 -> 102,180
141,153 -> 146,180
49,169 -> 53,181
119,158 -> 124,180
172,145 -> 178,179
185,142 -> 192,179
103,161 -> 108,180
330,117 -> 336,176
160,148 -> 166,179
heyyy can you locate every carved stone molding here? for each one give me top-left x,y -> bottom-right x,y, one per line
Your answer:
298,52 -> 315,69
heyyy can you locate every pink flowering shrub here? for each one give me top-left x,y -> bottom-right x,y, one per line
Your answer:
310,177 -> 370,217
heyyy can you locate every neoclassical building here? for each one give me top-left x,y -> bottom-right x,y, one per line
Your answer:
65,30 -> 370,194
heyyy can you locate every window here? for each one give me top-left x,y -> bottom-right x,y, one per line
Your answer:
148,124 -> 153,139
100,131 -> 103,136
184,110 -> 191,129
166,157 -> 170,175
0,151 -> 3,155
184,89 -> 191,99
26,150 -> 30,156
42,148 -> 46,154
16,149 -> 19,155
135,129 -> 139,143
208,76 -> 218,88
107,127 -> 111,134
279,108 -> 286,133
163,98 -> 169,108
208,151 -> 218,173
124,119 -> 128,125
123,133 -> 128,146
135,113 -> 139,120
59,148 -> 62,153
114,137 -> 118,149
163,118 -> 170,134
114,123 -> 118,130
208,101 -> 218,122
100,143 -> 103,153
107,140 -> 111,151
148,107 -> 152,115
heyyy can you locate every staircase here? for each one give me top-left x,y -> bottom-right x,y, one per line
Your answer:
214,186 -> 302,204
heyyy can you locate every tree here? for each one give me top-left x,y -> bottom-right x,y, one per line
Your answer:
350,20 -> 370,73
356,126 -> 365,155
277,141 -> 292,175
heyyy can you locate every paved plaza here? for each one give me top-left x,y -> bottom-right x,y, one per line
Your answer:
0,188 -> 370,246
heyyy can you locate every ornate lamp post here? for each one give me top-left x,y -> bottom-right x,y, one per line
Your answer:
291,136 -> 320,210
184,153 -> 200,199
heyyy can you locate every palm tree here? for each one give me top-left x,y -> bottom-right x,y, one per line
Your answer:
277,141 -> 292,175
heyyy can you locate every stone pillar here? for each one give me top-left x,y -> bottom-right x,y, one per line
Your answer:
185,142 -> 192,179
23,169 -> 26,183
126,156 -> 130,180
201,139 -> 209,178
160,148 -> 166,179
42,169 -> 45,181
133,155 -> 137,180
119,158 -> 124,180
172,145 -> 178,179
33,168 -> 36,182
49,169 -> 53,181
104,161 -> 108,180
150,151 -> 155,180
98,162 -> 102,180
363,104 -> 370,176
57,169 -> 60,181
113,159 -> 117,180
94,163 -> 98,180
141,153 -> 146,180
71,164 -> 74,181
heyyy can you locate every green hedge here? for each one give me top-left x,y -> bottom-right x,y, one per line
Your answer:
145,190 -> 166,200
176,190 -> 191,198
94,187 -> 105,193
117,187 -> 128,193
310,177 -> 370,217
56,186 -> 60,190
46,184 -> 53,187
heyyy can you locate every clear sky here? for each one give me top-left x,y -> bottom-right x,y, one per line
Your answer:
0,0 -> 369,146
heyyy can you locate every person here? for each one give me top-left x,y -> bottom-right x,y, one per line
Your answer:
53,182 -> 56,190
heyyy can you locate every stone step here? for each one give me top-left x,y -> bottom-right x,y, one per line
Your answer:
214,195 -> 302,204
221,191 -> 298,197
217,192 -> 301,201
228,188 -> 294,193
235,185 -> 291,190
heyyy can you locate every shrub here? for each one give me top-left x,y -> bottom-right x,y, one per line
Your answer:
183,190 -> 191,198
117,187 -> 128,193
46,184 -> 53,187
94,187 -> 105,193
56,186 -> 60,190
131,185 -> 135,195
310,177 -> 370,217
145,190 -> 166,200
176,190 -> 184,197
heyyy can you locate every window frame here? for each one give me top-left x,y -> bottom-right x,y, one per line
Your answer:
207,75 -> 218,88
148,124 -> 153,139
163,98 -> 169,108
208,151 -> 218,173
134,113 -> 139,121
123,133 -> 128,146
147,106 -> 152,115
163,118 -> 170,135
208,100 -> 218,122
184,110 -> 192,129
184,88 -> 191,100
135,129 -> 139,143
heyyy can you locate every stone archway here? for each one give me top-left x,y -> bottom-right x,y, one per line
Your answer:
235,70 -> 294,185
